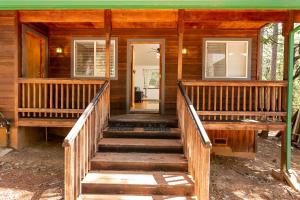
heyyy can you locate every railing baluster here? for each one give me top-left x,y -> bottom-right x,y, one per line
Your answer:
33,83 -> 36,117
220,86 -> 223,120
225,86 -> 228,120
77,84 -> 80,117
27,83 -> 31,117
50,83 -> 53,118
55,83 -> 58,118
38,83 -> 42,117
196,86 -> 199,111
22,83 -> 25,117
61,84 -> 64,118
44,83 -> 47,117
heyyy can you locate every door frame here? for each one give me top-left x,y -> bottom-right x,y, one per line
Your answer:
22,24 -> 48,78
126,39 -> 166,114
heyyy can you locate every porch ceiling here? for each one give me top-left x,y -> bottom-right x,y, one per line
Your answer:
1,0 -> 300,9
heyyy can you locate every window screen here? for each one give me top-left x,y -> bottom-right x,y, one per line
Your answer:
205,40 -> 249,79
73,39 -> 117,78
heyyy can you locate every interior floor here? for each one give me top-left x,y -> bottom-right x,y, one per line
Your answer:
134,100 -> 159,111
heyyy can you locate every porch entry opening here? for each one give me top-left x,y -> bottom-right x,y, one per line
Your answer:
130,43 -> 162,113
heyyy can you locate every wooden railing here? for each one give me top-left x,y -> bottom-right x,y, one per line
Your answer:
18,78 -> 105,118
63,81 -> 110,200
177,81 -> 211,200
182,80 -> 287,121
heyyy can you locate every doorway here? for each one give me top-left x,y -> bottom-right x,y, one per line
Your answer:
22,25 -> 48,78
127,39 -> 165,114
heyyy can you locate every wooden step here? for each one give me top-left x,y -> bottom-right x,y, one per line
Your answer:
109,114 -> 178,128
98,138 -> 183,153
90,153 -> 188,171
103,127 -> 181,139
81,171 -> 194,196
79,194 -> 196,200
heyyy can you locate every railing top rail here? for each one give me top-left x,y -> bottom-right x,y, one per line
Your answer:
178,81 -> 212,148
18,78 -> 106,84
182,80 -> 287,87
62,81 -> 109,147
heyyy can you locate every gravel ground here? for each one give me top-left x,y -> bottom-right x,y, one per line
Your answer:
0,135 -> 299,200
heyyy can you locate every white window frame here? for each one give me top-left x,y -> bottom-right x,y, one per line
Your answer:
71,37 -> 118,80
203,38 -> 251,80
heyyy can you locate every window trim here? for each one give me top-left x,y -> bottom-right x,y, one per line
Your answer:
71,37 -> 118,80
202,38 -> 252,80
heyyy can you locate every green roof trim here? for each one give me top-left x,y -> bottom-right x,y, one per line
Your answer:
0,0 -> 300,10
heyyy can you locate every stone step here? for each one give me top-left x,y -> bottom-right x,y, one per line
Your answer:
98,138 -> 183,153
90,152 -> 188,171
81,171 -> 194,196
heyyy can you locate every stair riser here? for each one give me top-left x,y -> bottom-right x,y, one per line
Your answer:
82,184 -> 194,196
90,162 -> 188,172
103,132 -> 181,139
98,146 -> 183,154
108,122 -> 178,128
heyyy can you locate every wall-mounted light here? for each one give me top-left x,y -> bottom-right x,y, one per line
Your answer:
182,48 -> 187,55
56,47 -> 63,54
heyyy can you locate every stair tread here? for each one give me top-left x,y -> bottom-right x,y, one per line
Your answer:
110,114 -> 177,123
99,138 -> 182,148
92,152 -> 187,164
82,170 -> 193,186
105,127 -> 181,133
79,194 -> 196,200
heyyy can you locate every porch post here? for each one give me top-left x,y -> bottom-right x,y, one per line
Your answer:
282,11 -> 294,171
104,9 -> 112,80
177,9 -> 184,80
282,15 -> 300,190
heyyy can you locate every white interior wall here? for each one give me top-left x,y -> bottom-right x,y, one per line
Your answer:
133,44 -> 160,100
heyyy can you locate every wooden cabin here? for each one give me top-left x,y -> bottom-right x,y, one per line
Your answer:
1,2 -> 300,199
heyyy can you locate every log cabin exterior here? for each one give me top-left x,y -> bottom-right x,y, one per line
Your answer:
1,1 -> 300,199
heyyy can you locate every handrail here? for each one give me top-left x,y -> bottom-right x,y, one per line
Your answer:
181,80 -> 287,121
63,81 -> 109,146
18,78 -> 105,118
182,79 -> 287,87
63,80 -> 110,200
178,81 -> 211,148
18,77 -> 105,84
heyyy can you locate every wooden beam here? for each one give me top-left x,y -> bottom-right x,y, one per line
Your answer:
184,10 -> 289,22
177,9 -> 184,80
105,9 -> 112,79
295,10 -> 300,22
19,10 -> 105,23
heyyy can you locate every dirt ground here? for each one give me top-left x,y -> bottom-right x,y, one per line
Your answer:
0,135 -> 64,200
0,135 -> 299,200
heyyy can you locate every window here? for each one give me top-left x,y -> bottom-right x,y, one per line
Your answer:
204,39 -> 251,79
72,38 -> 117,79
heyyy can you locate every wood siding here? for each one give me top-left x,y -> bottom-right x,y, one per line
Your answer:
0,11 -> 18,124
207,129 -> 256,158
48,28 -> 259,114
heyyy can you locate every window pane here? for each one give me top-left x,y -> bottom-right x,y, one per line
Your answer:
74,41 -> 94,77
95,40 -> 105,77
95,40 -> 116,78
228,42 -> 247,78
206,42 -> 226,77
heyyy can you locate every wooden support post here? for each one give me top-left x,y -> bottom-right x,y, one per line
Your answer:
177,9 -> 184,80
104,9 -> 112,80
283,11 -> 294,81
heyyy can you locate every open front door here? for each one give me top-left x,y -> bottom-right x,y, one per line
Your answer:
22,26 -> 47,78
128,41 -> 163,113
130,45 -> 135,110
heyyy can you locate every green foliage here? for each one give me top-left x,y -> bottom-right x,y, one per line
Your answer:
261,23 -> 300,112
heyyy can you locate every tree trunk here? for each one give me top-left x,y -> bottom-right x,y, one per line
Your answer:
270,24 -> 279,80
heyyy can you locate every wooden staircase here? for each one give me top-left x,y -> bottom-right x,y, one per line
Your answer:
79,115 -> 196,200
